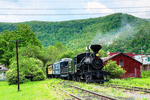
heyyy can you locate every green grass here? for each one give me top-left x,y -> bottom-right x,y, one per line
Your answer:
0,79 -> 63,100
1,77 -> 150,100
105,77 -> 150,88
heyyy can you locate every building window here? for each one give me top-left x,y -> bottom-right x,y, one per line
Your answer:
119,59 -> 124,66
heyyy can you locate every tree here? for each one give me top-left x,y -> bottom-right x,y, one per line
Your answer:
103,60 -> 126,78
43,45 -> 60,65
146,49 -> 150,53
54,42 -> 67,53
98,49 -> 107,57
0,24 -> 42,66
57,51 -> 75,60
17,43 -> 44,64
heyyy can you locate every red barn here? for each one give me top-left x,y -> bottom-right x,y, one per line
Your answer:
102,52 -> 142,78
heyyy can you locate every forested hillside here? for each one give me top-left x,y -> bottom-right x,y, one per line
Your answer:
0,13 -> 149,53
102,21 -> 150,54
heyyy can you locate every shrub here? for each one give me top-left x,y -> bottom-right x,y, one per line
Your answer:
5,69 -> 26,85
32,68 -> 46,81
6,57 -> 46,84
103,60 -> 126,78
141,71 -> 150,78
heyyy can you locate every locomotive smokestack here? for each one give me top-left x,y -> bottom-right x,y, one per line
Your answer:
90,44 -> 102,57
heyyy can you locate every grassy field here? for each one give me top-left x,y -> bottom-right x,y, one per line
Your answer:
0,77 -> 150,100
0,79 -> 64,100
105,77 -> 150,88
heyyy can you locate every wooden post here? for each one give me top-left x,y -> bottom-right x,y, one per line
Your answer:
16,41 -> 19,91
9,40 -> 23,91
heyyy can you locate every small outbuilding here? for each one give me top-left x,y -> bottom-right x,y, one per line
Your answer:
0,64 -> 9,81
102,52 -> 142,78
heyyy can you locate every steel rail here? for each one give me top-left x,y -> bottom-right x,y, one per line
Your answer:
52,85 -> 82,100
58,81 -> 135,99
69,85 -> 116,100
100,84 -> 150,93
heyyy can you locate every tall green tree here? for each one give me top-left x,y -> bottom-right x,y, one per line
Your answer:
57,51 -> 75,60
54,42 -> 67,53
43,45 -> 60,65
0,24 -> 42,66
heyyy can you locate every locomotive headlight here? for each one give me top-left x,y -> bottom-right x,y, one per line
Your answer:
96,53 -> 99,57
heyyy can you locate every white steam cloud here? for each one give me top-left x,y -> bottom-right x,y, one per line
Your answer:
91,24 -> 136,45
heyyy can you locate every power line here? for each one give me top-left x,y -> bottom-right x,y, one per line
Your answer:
0,11 -> 149,16
8,0 -> 140,2
0,6 -> 149,10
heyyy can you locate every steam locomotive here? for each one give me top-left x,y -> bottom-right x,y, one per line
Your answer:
47,44 -> 110,83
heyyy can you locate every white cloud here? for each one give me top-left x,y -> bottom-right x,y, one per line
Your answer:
113,0 -> 150,18
0,0 -> 149,22
0,0 -> 58,22
0,14 -> 19,23
86,1 -> 115,14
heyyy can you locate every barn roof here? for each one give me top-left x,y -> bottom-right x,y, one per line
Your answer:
102,52 -> 142,64
107,52 -> 142,58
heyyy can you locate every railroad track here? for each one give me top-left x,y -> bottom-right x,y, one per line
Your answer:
99,84 -> 150,93
52,84 -> 82,100
51,81 -> 116,100
49,80 -> 149,99
69,85 -> 116,100
59,81 -> 136,100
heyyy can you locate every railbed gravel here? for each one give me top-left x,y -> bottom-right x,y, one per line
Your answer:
93,86 -> 150,100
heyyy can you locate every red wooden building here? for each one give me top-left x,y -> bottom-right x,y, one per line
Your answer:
102,52 -> 142,78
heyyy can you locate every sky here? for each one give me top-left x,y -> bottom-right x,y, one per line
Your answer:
0,0 -> 150,22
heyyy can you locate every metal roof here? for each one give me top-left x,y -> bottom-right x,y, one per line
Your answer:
102,52 -> 142,64
54,58 -> 72,64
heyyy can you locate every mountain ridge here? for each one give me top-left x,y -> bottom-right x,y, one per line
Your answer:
0,13 -> 149,52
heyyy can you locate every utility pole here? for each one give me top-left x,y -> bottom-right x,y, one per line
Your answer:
9,40 -> 23,91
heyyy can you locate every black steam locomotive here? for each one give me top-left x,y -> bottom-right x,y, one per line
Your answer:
47,44 -> 110,83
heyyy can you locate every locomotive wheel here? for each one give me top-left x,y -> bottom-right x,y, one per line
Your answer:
86,77 -> 89,83
72,75 -> 76,81
67,74 -> 71,80
100,76 -> 104,84
76,76 -> 80,82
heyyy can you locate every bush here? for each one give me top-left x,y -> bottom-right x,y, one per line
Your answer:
6,57 -> 46,84
5,69 -> 26,85
103,60 -> 126,78
141,71 -> 150,78
32,68 -> 46,81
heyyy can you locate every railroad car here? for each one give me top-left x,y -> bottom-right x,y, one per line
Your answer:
46,64 -> 53,78
47,58 -> 72,78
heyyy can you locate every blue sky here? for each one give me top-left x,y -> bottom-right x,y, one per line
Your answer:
0,0 -> 149,22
